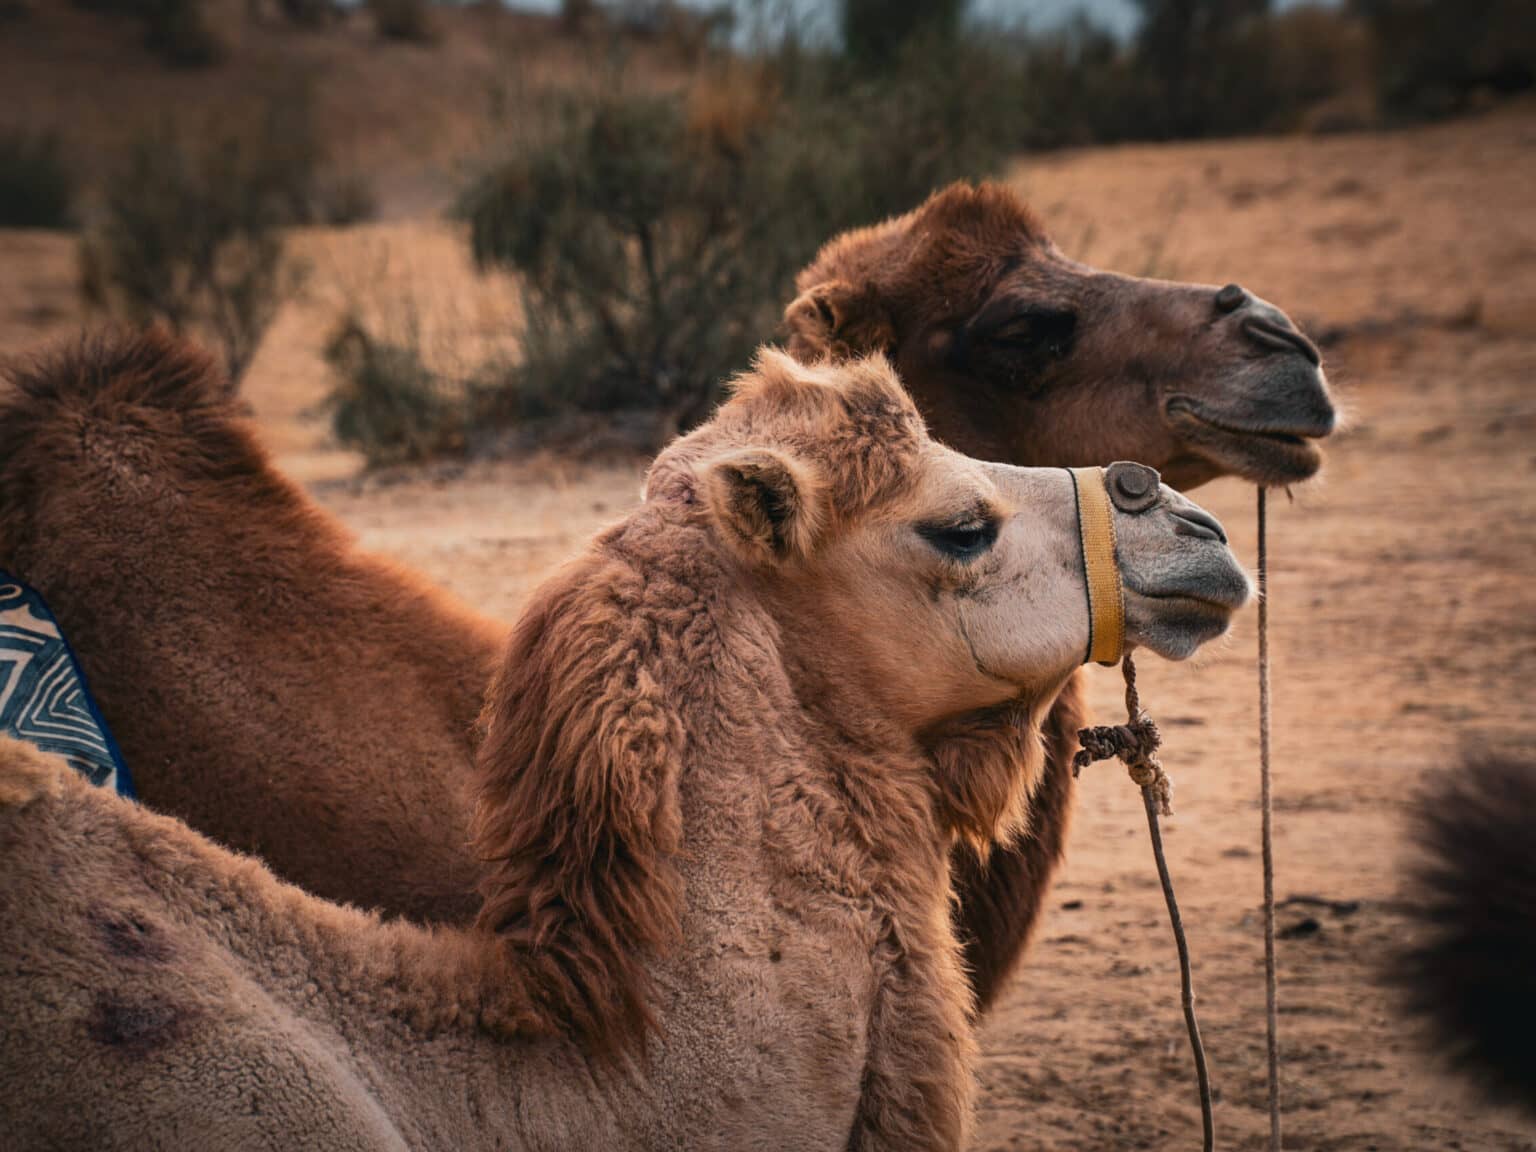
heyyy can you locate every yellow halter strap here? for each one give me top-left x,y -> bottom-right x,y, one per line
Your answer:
1069,466 -> 1125,667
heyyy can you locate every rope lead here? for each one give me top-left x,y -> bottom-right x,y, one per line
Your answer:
1258,487 -> 1282,1152
1074,652 -> 1215,1152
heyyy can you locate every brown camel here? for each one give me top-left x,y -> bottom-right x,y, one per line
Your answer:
0,350 -> 1250,1150
0,182 -> 1332,1007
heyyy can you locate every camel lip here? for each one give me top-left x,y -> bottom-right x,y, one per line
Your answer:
1163,396 -> 1328,482
1163,395 -> 1333,442
1125,584 -> 1251,615
1121,590 -> 1240,660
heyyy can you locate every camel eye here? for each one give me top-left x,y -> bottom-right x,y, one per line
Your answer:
918,519 -> 999,562
985,310 -> 1076,358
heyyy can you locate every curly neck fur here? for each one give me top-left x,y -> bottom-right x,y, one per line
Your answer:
471,493 -> 1051,1144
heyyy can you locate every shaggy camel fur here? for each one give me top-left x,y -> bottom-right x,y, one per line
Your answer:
1399,753 -> 1536,1114
0,352 -> 1248,1150
0,182 -> 1332,1010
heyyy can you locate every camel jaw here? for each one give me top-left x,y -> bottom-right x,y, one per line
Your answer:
1163,393 -> 1330,486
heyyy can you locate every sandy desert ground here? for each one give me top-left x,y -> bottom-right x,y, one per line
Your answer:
3,103 -> 1536,1150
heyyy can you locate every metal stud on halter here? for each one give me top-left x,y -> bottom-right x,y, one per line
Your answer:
1067,463 -> 1217,1152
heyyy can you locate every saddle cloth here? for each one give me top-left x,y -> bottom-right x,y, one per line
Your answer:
0,571 -> 134,797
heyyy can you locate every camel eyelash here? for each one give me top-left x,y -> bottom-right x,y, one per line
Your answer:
917,518 -> 1000,562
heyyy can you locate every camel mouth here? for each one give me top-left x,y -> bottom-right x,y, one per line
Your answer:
1122,588 -> 1240,661
1120,534 -> 1251,660
1164,395 -> 1328,483
1125,567 -> 1252,616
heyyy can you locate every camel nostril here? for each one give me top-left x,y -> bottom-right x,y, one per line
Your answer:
1215,283 -> 1249,314
1170,505 -> 1227,545
1242,314 -> 1322,367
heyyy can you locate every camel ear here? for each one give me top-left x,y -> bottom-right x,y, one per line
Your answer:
783,279 -> 894,361
703,447 -> 825,564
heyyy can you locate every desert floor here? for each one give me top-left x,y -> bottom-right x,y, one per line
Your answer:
4,104 -> 1536,1150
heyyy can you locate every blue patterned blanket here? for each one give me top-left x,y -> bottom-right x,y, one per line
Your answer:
0,571 -> 133,797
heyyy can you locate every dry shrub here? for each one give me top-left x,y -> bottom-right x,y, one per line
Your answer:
447,43 -> 1015,455
0,128 -> 73,228
82,125 -> 300,385
70,0 -> 224,67
842,0 -> 964,73
1354,0 -> 1535,119
78,87 -> 349,384
276,0 -> 339,29
368,0 -> 436,43
606,1 -> 734,64
459,87 -> 792,439
324,317 -> 475,466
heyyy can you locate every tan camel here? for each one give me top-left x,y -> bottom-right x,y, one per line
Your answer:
0,349 -> 1249,1150
0,182 -> 1331,1005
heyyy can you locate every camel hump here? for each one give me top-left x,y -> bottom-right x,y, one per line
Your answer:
3,325 -> 228,420
2,327 -> 229,427
0,329 -> 265,525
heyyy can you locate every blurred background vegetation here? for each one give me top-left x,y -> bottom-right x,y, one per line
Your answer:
0,0 -> 1531,462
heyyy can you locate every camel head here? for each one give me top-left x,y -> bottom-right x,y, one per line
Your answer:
652,351 -> 1252,735
479,349 -> 1249,1055
784,182 -> 1336,490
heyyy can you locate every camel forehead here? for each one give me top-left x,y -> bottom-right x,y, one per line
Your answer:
881,444 -> 1002,520
655,352 -> 930,514
797,183 -> 1053,295
725,352 -> 922,435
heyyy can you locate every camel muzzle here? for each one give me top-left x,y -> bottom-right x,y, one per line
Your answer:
1068,461 -> 1245,667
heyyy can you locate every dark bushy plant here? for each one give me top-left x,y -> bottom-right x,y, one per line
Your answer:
841,0 -> 964,73
368,0 -> 435,43
277,0 -> 338,29
71,0 -> 224,67
0,129 -> 73,228
325,318 -> 469,466
461,89 -> 798,433
141,0 -> 223,66
1351,0 -> 1535,119
83,113 -> 309,384
455,40 -> 1018,449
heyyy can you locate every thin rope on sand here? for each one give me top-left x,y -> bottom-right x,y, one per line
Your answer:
1074,653 -> 1215,1152
1259,487 -> 1281,1151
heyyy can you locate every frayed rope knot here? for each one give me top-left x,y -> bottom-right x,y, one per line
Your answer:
1071,656 -> 1173,815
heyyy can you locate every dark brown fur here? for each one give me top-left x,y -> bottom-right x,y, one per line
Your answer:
947,677 -> 1086,1003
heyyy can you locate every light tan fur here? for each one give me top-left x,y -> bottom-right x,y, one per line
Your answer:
1,351 -> 1237,1150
